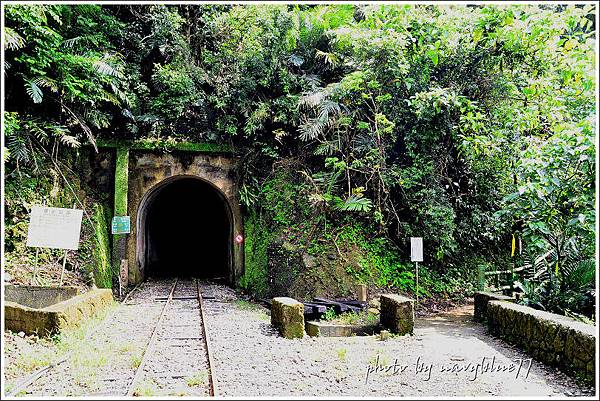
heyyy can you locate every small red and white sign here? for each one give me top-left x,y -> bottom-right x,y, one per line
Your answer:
235,234 -> 244,244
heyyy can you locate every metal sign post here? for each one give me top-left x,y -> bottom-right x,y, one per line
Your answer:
30,200 -> 46,285
410,237 -> 424,304
59,203 -> 77,285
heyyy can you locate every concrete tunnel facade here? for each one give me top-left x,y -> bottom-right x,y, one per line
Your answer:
108,147 -> 244,286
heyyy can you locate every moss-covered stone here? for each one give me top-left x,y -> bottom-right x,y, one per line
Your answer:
380,294 -> 414,335
271,297 -> 304,339
96,138 -> 233,153
112,147 -> 129,287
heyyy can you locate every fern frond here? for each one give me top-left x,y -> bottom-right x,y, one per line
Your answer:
335,195 -> 373,212
7,132 -> 30,163
61,36 -> 83,48
298,117 -> 326,141
315,49 -> 340,69
4,27 -> 25,51
58,134 -> 81,148
314,140 -> 339,156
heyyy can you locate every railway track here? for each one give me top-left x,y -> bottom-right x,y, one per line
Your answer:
125,278 -> 216,397
8,278 -> 217,397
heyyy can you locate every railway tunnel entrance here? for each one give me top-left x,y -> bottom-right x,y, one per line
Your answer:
138,177 -> 232,280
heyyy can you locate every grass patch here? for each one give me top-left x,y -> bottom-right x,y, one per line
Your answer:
186,370 -> 208,387
323,310 -> 379,326
133,379 -> 158,396
12,348 -> 54,372
116,341 -> 138,354
336,348 -> 347,361
234,299 -> 261,311
368,351 -> 390,367
73,367 -> 99,390
130,353 -> 143,369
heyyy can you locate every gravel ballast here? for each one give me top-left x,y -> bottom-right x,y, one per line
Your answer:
3,280 -> 595,397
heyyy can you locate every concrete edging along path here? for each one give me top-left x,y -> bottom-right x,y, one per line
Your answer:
5,287 -> 113,336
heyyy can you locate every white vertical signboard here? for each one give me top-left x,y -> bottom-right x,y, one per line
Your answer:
27,206 -> 83,250
410,237 -> 423,262
410,237 -> 423,304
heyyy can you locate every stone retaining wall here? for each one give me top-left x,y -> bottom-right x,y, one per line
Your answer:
487,300 -> 595,384
473,291 -> 515,322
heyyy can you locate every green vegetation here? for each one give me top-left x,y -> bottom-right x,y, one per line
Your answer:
322,307 -> 337,322
133,379 -> 158,397
113,148 -> 129,217
239,212 -> 270,298
3,4 -> 596,318
96,138 -> 232,153
336,348 -> 347,361
186,370 -> 208,387
92,203 -> 112,288
4,303 -> 116,394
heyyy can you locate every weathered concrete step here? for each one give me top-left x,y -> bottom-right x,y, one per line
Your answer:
305,321 -> 380,337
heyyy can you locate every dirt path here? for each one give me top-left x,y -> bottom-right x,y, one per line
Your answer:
203,287 -> 594,397
3,282 -> 595,397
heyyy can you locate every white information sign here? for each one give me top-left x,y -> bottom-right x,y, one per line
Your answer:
410,237 -> 423,262
26,206 -> 83,250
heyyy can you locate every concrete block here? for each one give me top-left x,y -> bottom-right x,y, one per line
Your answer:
305,321 -> 351,337
271,297 -> 304,339
380,294 -> 414,335
357,284 -> 367,302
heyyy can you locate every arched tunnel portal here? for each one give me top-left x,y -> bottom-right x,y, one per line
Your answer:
137,177 -> 233,279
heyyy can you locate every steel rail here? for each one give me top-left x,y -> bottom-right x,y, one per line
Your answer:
125,278 -> 178,396
6,283 -> 143,397
122,281 -> 143,304
196,279 -> 217,397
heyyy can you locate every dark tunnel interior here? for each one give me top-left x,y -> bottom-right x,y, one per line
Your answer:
144,178 -> 230,279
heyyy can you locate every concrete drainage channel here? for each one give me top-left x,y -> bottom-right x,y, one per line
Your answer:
4,284 -> 113,336
271,294 -> 415,339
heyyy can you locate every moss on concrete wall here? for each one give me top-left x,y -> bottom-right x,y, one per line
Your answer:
92,203 -> 112,288
239,212 -> 270,298
112,147 -> 129,286
114,148 -> 129,216
96,138 -> 232,153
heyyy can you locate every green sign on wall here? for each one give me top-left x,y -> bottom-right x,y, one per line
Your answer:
112,216 -> 130,234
